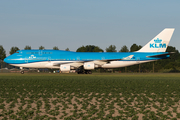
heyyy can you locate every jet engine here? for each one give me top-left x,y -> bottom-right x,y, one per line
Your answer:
60,65 -> 70,71
84,62 -> 95,70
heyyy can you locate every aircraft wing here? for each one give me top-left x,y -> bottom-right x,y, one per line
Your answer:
53,61 -> 84,66
53,55 -> 134,67
53,59 -> 121,67
93,55 -> 134,65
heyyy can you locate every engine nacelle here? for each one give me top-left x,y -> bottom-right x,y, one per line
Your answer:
84,62 -> 95,70
60,65 -> 70,71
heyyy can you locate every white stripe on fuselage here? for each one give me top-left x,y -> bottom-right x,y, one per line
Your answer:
10,61 -> 75,69
10,60 -> 155,69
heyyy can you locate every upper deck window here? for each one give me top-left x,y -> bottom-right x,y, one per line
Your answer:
26,52 -> 38,54
43,52 -> 52,54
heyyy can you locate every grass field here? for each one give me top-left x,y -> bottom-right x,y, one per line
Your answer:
0,73 -> 180,120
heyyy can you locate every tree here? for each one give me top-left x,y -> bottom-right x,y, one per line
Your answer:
0,45 -> 6,70
106,45 -> 117,52
93,47 -> 103,52
76,45 -> 104,52
162,46 -> 180,69
53,46 -> 59,50
65,48 -> 70,51
119,45 -> 129,52
9,47 -> 19,55
76,46 -> 86,52
130,44 -> 142,52
39,46 -> 45,50
0,45 -> 6,60
24,45 -> 31,50
166,46 -> 179,60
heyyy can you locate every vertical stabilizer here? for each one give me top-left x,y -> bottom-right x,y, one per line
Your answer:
137,28 -> 175,52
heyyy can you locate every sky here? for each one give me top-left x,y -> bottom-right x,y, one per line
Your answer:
1,0 -> 180,56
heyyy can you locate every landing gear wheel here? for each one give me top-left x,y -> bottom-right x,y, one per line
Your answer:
76,66 -> 92,74
21,71 -> 24,74
85,70 -> 92,74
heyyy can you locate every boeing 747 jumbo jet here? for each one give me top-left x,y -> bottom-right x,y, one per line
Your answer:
4,28 -> 175,74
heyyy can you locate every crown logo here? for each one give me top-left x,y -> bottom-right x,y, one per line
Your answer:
154,38 -> 162,43
29,55 -> 36,59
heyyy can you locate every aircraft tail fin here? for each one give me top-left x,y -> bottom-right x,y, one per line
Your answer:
137,28 -> 175,52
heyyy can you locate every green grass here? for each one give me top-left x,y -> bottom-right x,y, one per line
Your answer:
0,73 -> 180,119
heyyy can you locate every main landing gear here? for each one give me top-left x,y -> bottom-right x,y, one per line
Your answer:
76,66 -> 92,74
77,70 -> 92,74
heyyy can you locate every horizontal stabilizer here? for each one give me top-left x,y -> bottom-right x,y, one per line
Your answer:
146,52 -> 175,58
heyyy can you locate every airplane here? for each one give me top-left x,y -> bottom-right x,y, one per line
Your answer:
4,28 -> 175,74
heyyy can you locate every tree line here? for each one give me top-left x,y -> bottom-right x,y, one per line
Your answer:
0,44 -> 180,72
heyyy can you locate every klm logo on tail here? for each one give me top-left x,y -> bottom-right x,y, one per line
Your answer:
150,38 -> 166,48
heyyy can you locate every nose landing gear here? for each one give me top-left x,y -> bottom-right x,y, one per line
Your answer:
20,67 -> 24,74
20,71 -> 24,74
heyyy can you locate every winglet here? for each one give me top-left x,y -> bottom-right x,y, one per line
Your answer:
122,55 -> 134,60
137,28 -> 175,52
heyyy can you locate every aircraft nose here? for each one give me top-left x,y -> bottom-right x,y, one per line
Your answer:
4,57 -> 9,63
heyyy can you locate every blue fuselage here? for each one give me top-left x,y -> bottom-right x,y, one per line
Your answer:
4,50 -> 169,69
